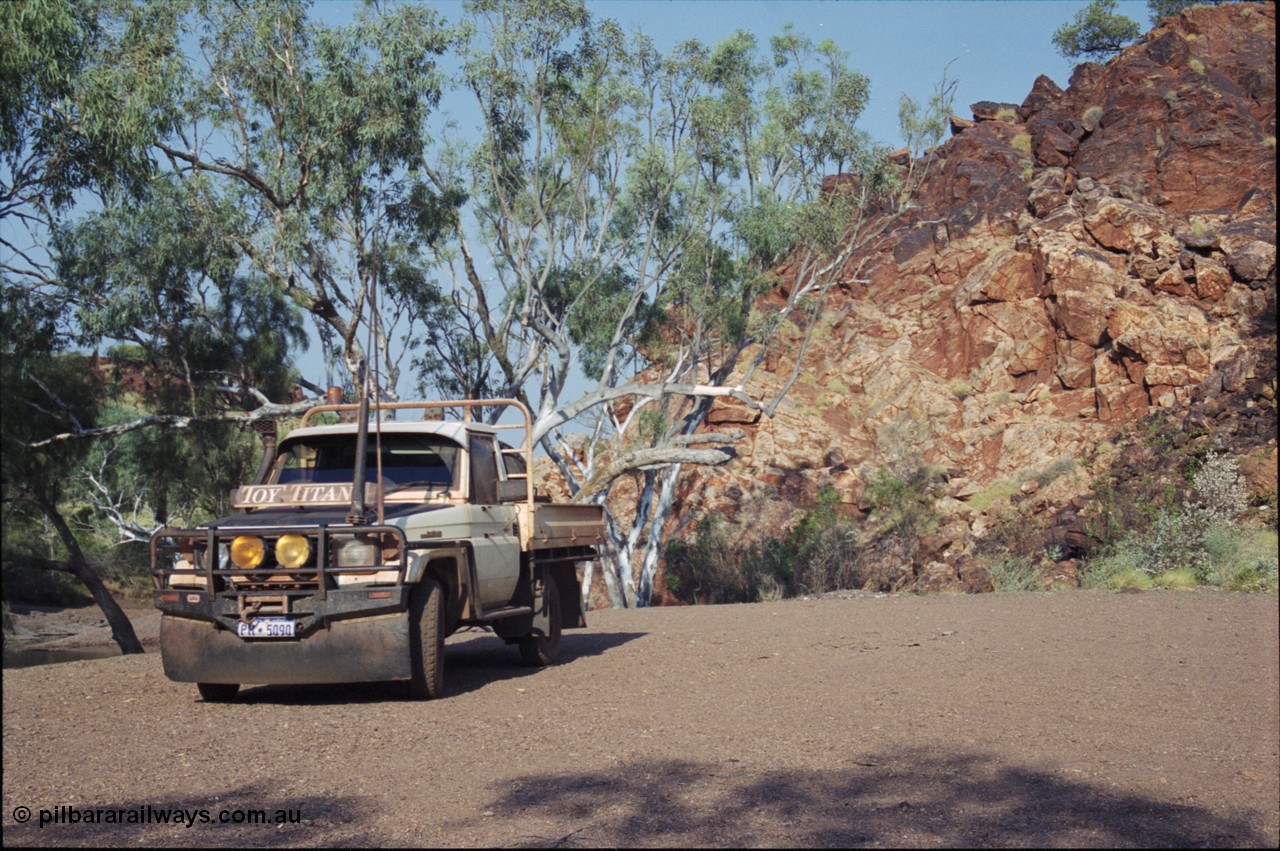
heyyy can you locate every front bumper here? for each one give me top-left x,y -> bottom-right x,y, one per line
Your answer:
159,612 -> 412,685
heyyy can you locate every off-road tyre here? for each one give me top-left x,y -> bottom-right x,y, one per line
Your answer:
196,682 -> 239,703
408,578 -> 446,699
518,572 -> 561,667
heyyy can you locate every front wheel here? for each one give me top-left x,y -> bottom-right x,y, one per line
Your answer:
519,572 -> 561,667
408,578 -> 446,699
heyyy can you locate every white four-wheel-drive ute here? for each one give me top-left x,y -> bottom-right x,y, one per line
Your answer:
151,398 -> 603,701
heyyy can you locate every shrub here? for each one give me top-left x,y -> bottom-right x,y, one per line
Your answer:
968,479 -> 1020,512
1083,449 -> 1272,591
662,515 -> 754,604
1153,567 -> 1198,589
1082,533 -> 1137,588
1205,527 -> 1279,591
865,466 -> 941,539
1188,58 -> 1205,75
662,486 -> 863,603
1033,456 -> 1079,489
781,485 -> 861,594
1108,567 -> 1155,590
1137,509 -> 1209,577
987,556 -> 1044,592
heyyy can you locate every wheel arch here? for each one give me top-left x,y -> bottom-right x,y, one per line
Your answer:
406,547 -> 471,632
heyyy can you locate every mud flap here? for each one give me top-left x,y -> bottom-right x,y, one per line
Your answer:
548,564 -> 586,629
159,614 -> 412,685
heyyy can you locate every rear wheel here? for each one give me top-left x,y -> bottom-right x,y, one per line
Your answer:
196,682 -> 239,703
408,578 -> 446,699
519,572 -> 561,666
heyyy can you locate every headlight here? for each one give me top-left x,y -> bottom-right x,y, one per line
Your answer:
230,535 -> 265,568
335,535 -> 380,568
275,534 -> 311,568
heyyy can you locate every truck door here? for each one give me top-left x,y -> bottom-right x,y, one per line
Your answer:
468,433 -> 520,607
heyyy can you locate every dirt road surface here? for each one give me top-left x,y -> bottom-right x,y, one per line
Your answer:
3,590 -> 1277,848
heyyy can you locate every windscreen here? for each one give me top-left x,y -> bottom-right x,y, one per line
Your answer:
273,433 -> 460,489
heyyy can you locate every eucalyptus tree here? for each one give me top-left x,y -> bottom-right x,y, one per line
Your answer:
420,1 -> 896,606
6,0 -> 459,446
2,0 -> 192,651
3,0 -> 445,640
148,0 -> 460,400
897,62 -> 957,207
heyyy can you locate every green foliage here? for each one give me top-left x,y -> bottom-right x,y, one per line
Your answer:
1,354 -> 102,505
1052,0 -> 1143,62
1203,527 -> 1279,591
664,486 -> 861,603
1,352 -> 101,603
987,556 -> 1045,592
0,0 -> 186,210
1082,449 -> 1275,591
56,175 -> 306,405
542,263 -> 663,381
898,64 -> 957,159
864,465 -> 942,539
1153,567 -> 1199,589
446,2 -> 896,399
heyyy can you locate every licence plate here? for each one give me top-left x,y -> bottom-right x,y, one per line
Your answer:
236,618 -> 295,639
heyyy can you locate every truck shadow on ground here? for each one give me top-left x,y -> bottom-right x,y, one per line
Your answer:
468,749 -> 1272,848
229,629 -> 645,705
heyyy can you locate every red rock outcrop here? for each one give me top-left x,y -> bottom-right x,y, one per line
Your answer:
662,3 -> 1276,592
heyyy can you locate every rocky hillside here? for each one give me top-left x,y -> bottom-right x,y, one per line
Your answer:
666,2 -> 1276,594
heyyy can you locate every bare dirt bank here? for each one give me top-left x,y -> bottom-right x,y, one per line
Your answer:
3,590 -> 1277,847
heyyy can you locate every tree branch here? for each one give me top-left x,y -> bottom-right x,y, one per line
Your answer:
573,430 -> 745,502
22,398 -> 325,449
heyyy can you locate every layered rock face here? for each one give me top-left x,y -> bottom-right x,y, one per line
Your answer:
668,3 -> 1276,592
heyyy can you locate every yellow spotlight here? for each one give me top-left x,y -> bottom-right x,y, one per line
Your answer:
230,535 -> 265,569
275,534 -> 311,569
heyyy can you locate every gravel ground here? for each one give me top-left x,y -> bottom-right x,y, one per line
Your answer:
3,590 -> 1277,848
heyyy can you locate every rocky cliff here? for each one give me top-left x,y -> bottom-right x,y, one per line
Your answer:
664,2 -> 1276,596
